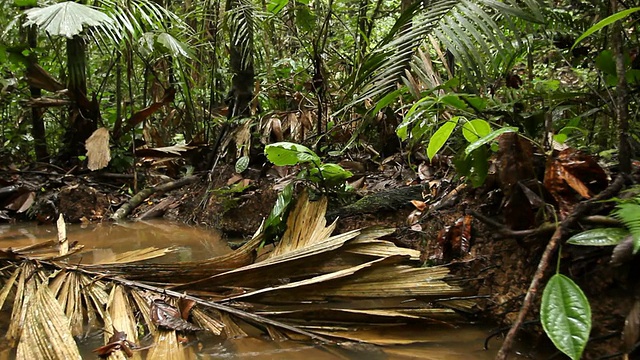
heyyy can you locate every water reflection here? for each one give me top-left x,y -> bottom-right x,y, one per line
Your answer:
0,220 -> 232,264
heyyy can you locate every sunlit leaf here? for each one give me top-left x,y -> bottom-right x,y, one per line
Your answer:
265,142 -> 320,166
267,0 -> 288,14
464,126 -> 518,156
157,32 -> 192,58
427,117 -> 459,160
567,228 -> 629,247
24,1 -> 114,39
462,119 -> 491,142
541,274 -> 591,360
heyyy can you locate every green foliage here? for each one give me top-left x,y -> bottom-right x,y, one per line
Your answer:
427,117 -> 459,160
567,227 -> 630,247
541,274 -> 591,360
265,142 -> 320,166
572,7 -> 640,50
264,142 -> 352,191
613,202 -> 640,254
263,182 -> 293,243
464,127 -> 518,156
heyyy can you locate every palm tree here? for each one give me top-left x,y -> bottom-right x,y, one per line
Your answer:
24,1 -> 114,161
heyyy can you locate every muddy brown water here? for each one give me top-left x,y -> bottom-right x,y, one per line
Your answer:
0,221 -> 536,359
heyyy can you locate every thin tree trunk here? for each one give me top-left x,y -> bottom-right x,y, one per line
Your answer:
27,25 -> 48,161
611,0 -> 631,174
226,0 -> 255,119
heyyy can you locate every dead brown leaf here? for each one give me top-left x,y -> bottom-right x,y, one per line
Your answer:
85,127 -> 111,171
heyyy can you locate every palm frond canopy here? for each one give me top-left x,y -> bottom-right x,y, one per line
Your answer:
24,1 -> 114,39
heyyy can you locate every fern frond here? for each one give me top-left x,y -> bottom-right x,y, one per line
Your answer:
339,0 -> 544,112
613,202 -> 640,253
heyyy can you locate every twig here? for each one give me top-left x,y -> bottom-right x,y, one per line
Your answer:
495,174 -> 627,360
469,212 -> 622,239
111,175 -> 199,221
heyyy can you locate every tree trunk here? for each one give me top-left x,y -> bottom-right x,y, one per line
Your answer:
611,0 -> 631,174
27,25 -> 48,161
226,0 -> 255,119
60,35 -> 98,162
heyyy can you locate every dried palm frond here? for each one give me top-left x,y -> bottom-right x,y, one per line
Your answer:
16,283 -> 82,360
0,190 -> 473,358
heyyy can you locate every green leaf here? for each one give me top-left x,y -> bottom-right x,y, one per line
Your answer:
572,7 -> 640,50
427,117 -> 459,161
439,95 -> 467,110
235,156 -> 249,173
267,0 -> 288,14
613,202 -> 640,254
264,183 -> 294,242
464,126 -> 518,156
541,274 -> 591,360
14,0 -> 37,7
308,163 -> 353,185
373,88 -> 407,115
467,146 -> 489,187
567,228 -> 630,246
462,119 -> 491,142
265,142 -> 320,166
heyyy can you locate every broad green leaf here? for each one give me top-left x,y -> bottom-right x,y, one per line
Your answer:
462,95 -> 487,111
572,7 -> 640,50
464,127 -> 518,156
468,146 -> 489,187
541,274 -> 591,360
373,88 -> 407,115
235,156 -> 249,173
265,142 -> 320,166
427,117 -> 459,161
267,0 -> 288,14
439,95 -> 467,110
595,50 -> 616,76
264,183 -> 294,242
567,228 -> 629,246
308,163 -> 353,186
462,119 -> 491,142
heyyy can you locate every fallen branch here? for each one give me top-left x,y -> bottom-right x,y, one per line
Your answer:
495,174 -> 628,360
469,212 -> 622,239
111,175 -> 199,221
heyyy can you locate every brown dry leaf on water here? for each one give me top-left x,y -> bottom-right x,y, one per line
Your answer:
85,127 -> 111,171
150,299 -> 201,332
543,148 -> 608,217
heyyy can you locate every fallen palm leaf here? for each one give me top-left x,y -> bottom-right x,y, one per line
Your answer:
1,190 -> 472,357
16,283 -> 82,360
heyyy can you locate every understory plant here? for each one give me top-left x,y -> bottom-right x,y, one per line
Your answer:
541,190 -> 640,359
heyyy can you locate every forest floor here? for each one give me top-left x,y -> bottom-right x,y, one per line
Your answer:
0,152 -> 636,359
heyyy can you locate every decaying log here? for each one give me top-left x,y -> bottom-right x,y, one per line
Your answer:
327,185 -> 425,220
111,175 -> 199,221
